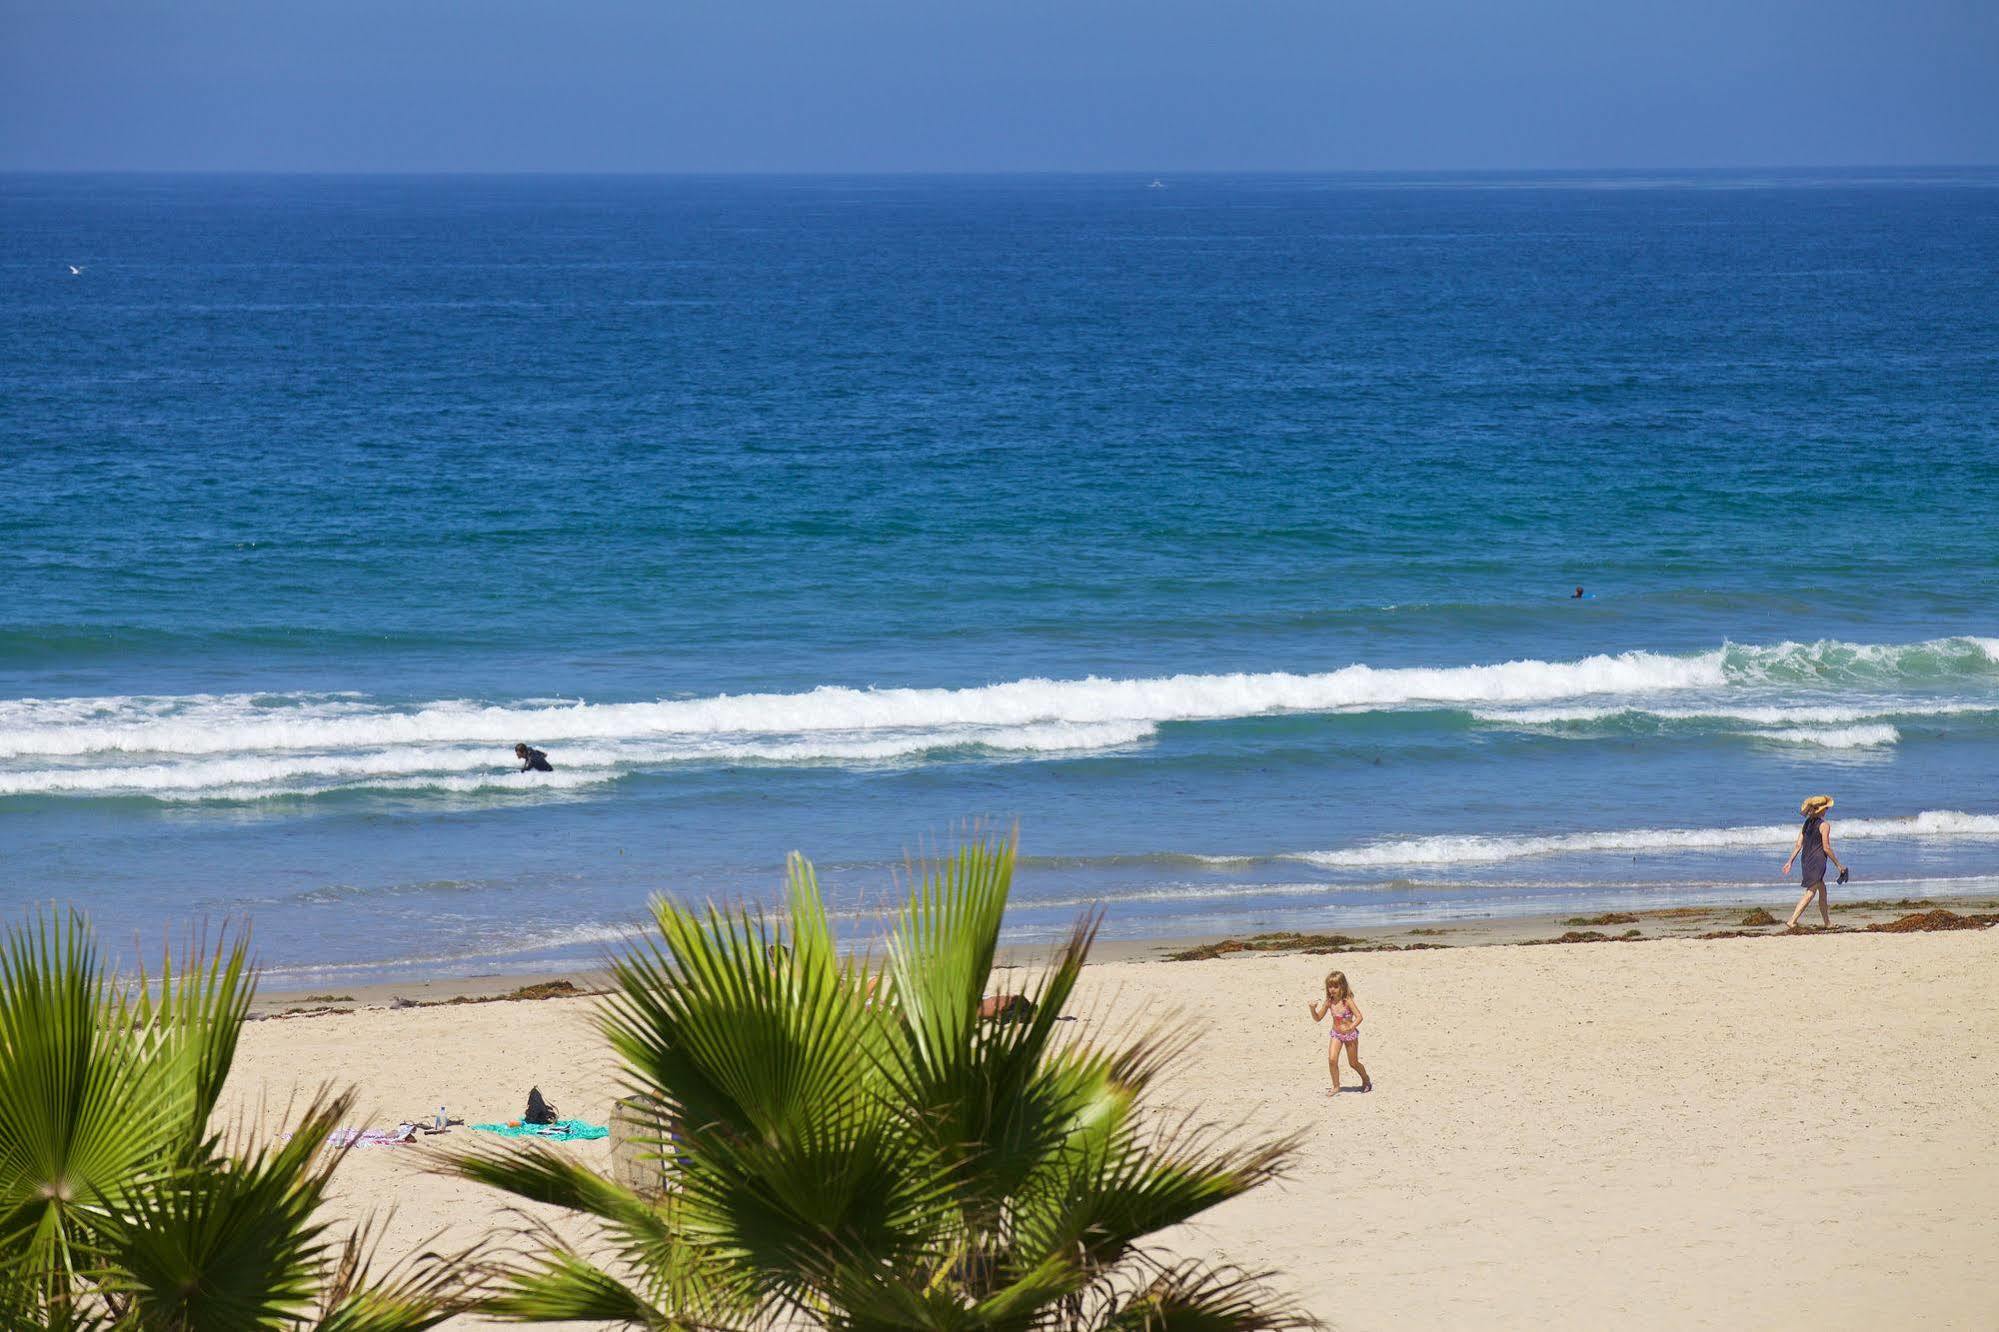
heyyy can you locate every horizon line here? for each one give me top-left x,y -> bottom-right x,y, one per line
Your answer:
5,162 -> 1998,180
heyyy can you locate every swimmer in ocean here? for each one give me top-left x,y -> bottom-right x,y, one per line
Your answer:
514,743 -> 553,772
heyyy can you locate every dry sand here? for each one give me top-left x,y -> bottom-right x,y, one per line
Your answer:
227,923 -> 1999,1330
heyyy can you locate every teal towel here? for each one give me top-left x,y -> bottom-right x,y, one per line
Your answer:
470,1118 -> 608,1141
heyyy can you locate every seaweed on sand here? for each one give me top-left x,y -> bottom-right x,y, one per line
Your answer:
1868,909 -> 1999,934
1165,932 -> 1371,961
1521,929 -> 1643,946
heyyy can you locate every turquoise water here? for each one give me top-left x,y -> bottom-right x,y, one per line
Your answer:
5,170 -> 1999,982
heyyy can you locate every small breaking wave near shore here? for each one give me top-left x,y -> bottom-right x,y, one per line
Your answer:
1289,809 -> 1999,869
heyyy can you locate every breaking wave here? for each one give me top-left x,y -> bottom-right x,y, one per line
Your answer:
1290,809 -> 1999,869
0,721 -> 1154,800
1745,724 -> 1899,749
0,647 -> 1727,761
1474,700 -> 1989,726
2,635 -> 1994,802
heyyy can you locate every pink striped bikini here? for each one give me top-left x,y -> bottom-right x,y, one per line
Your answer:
1325,1000 -> 1359,1044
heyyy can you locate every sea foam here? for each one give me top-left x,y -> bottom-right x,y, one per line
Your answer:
0,647 -> 1733,760
0,720 -> 1155,798
1290,809 -> 1999,869
2,635 -> 1993,800
1746,723 -> 1900,749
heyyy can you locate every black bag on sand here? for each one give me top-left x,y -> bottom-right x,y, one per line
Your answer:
525,1086 -> 559,1125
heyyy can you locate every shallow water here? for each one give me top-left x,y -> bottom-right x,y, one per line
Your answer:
5,170 -> 1998,982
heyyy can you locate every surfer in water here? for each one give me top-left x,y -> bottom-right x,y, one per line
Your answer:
514,743 -> 553,773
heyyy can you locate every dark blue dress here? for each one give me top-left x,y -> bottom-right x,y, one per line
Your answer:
1799,815 -> 1827,887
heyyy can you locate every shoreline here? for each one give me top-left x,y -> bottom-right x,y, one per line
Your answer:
248,891 -> 1998,1016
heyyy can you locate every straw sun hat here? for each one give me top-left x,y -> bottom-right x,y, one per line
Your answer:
1800,795 -> 1834,816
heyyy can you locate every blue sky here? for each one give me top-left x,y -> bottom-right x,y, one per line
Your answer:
3,0 -> 1995,171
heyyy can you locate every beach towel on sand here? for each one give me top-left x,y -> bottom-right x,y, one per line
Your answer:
470,1118 -> 608,1141
280,1124 -> 420,1149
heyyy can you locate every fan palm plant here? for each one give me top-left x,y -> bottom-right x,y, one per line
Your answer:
452,832 -> 1314,1331
0,910 -> 471,1330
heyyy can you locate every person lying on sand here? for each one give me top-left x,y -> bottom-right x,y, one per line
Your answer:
514,743 -> 553,773
1308,970 -> 1371,1096
1781,794 -> 1845,929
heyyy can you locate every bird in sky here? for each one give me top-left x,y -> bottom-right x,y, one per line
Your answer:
68,264 -> 84,275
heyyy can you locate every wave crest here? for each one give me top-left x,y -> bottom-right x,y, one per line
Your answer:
0,648 -> 1723,761
3,634 -> 1995,801
1746,724 -> 1899,749
1292,809 -> 1999,869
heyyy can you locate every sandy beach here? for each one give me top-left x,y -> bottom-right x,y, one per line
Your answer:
226,912 -> 1999,1330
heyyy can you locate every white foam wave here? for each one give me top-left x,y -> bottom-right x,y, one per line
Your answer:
4,635 -> 1995,801
0,650 -> 1725,761
1722,635 -> 1999,684
1478,701 -> 1987,726
1291,809 -> 1999,869
0,721 -> 1153,799
255,920 -> 641,982
1746,724 -> 1899,749
15,634 -> 1996,765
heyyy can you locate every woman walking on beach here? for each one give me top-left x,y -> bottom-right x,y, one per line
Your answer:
1781,794 -> 1845,929
1309,970 -> 1370,1095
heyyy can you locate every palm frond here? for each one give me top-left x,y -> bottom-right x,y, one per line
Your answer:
313,1289 -> 463,1332
0,909 -> 471,1332
884,833 -> 1016,1090
0,911 -> 192,1296
1014,1111 -> 1299,1276
445,1138 -> 701,1302
602,897 -> 876,1148
450,1139 -> 664,1227
587,883 -> 941,1308
452,1192 -> 751,1329
879,854 -> 1142,1223
134,921 -> 256,1150
449,831 -> 1311,1332
1096,1262 -> 1321,1332
312,1210 -> 485,1332
477,1250 -> 685,1328
93,1093 -> 350,1328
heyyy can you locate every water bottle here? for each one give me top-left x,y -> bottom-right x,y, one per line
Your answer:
435,1105 -> 447,1131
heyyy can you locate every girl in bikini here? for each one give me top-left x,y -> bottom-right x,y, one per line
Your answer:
1308,970 -> 1371,1095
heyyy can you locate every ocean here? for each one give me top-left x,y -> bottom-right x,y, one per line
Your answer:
5,169 -> 1998,985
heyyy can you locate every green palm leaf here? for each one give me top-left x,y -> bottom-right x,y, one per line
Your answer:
1097,1264 -> 1319,1332
455,832 -> 1309,1332
0,912 -> 196,1296
1011,1114 -> 1296,1276
477,1250 -> 698,1330
134,924 -> 255,1152
0,909 -> 476,1330
448,1136 -> 752,1326
591,873 -> 943,1305
312,1213 -> 482,1332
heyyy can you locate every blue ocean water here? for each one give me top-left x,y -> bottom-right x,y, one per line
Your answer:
5,170 -> 1999,983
